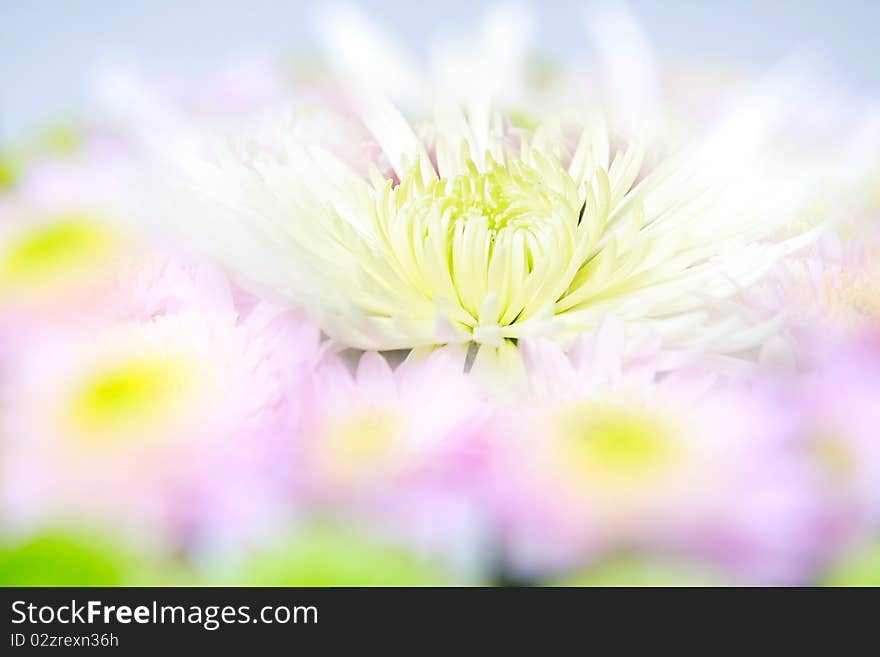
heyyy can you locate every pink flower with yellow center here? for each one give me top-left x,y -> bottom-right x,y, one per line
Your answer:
286,349 -> 496,571
0,143 -> 143,335
794,331 -> 880,533
0,302 -> 322,553
486,338 -> 835,584
0,213 -> 135,323
744,229 -> 880,368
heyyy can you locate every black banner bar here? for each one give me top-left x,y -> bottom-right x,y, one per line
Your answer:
0,586 -> 865,650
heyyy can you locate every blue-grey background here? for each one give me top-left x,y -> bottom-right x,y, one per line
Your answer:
2,0 -> 879,143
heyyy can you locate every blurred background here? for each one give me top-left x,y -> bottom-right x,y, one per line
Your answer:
3,0 -> 880,143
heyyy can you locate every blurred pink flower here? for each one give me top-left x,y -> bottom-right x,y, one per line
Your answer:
0,137 -> 284,369
284,349 -> 497,573
793,330 -> 880,533
0,300 -> 322,554
744,229 -> 880,368
0,146 -> 137,333
485,337 -> 838,584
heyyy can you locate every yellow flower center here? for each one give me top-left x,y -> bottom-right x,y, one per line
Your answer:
69,357 -> 197,446
835,264 -> 880,319
550,403 -> 680,490
809,431 -> 856,481
432,160 -> 573,233
783,249 -> 880,325
0,217 -> 116,294
318,408 -> 405,483
370,155 -> 583,328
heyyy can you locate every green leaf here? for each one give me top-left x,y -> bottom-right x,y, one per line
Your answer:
0,530 -> 137,586
551,554 -> 731,587
221,525 -> 457,587
822,539 -> 880,586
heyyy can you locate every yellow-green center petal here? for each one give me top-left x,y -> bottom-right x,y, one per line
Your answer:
1,217 -> 115,291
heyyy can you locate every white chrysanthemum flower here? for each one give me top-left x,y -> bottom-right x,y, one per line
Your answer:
157,94 -> 818,364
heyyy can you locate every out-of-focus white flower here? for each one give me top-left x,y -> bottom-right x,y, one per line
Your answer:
314,2 -> 536,113
92,54 -> 295,135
